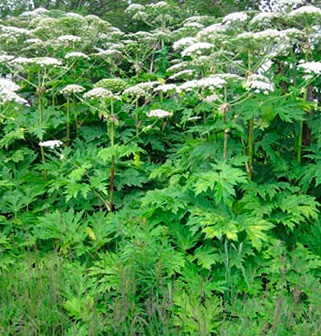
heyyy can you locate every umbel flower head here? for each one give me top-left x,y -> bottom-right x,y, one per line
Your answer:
60,84 -> 85,95
94,78 -> 128,93
84,88 -> 120,101
0,79 -> 28,105
147,109 -> 172,118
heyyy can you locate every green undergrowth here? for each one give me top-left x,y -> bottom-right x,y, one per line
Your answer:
1,1 -> 321,335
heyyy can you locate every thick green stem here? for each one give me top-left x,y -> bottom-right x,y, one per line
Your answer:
66,95 -> 71,143
297,87 -> 308,163
297,120 -> 303,163
223,109 -> 228,160
109,100 -> 115,212
248,118 -> 254,181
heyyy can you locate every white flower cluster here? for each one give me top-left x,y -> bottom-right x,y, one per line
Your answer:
57,35 -> 81,42
222,12 -> 248,25
0,55 -> 14,63
65,52 -> 89,59
243,74 -> 274,94
39,140 -> 63,149
84,88 -> 120,100
125,4 -> 145,13
20,8 -> 48,18
147,109 -> 172,118
250,12 -> 280,28
180,76 -> 226,92
298,61 -> 321,75
154,84 -> 178,93
149,1 -> 169,9
288,5 -> 321,19
10,57 -> 34,65
34,57 -> 62,67
1,26 -> 31,36
173,37 -> 195,50
196,23 -> 226,41
60,84 -> 85,94
0,79 -> 27,105
0,79 -> 20,92
123,85 -> 146,99
181,42 -> 214,57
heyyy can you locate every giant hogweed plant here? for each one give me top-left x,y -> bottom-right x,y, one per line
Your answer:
0,2 -> 321,335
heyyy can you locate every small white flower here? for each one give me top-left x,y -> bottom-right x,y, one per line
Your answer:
60,84 -> 85,94
65,52 -> 89,59
57,35 -> 81,42
147,109 -> 172,118
204,93 -> 220,104
25,38 -> 42,44
39,140 -> 63,149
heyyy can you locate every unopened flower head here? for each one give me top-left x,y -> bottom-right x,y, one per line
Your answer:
65,52 -> 89,59
39,140 -> 63,149
60,84 -> 85,94
94,78 -> 128,93
147,109 -> 172,118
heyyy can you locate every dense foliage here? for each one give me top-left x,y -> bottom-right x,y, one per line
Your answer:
1,1 -> 321,334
